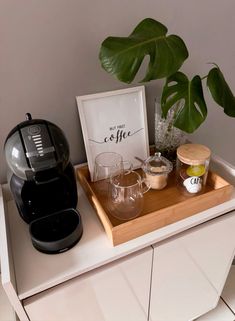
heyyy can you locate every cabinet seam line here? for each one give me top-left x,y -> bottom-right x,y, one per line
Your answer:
220,297 -> 235,316
148,246 -> 155,321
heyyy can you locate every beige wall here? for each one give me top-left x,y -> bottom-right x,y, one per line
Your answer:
0,0 -> 235,183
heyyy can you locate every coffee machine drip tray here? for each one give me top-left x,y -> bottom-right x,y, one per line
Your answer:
29,208 -> 83,254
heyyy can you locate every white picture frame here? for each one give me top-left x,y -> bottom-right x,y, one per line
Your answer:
76,86 -> 149,181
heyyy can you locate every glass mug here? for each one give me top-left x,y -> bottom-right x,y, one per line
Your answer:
108,170 -> 150,220
93,152 -> 132,195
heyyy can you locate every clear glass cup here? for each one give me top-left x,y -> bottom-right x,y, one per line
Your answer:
108,170 -> 150,220
93,152 -> 123,181
93,152 -> 132,195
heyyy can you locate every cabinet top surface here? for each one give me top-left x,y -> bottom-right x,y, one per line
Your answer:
1,157 -> 235,300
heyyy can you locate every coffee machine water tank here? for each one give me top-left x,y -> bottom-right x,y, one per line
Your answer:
4,114 -> 82,254
5,113 -> 70,182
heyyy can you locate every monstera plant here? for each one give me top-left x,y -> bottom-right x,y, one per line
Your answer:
99,18 -> 235,134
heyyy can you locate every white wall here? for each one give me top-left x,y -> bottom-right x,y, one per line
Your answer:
0,0 -> 235,183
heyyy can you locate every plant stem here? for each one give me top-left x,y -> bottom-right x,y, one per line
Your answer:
163,100 -> 182,139
201,75 -> 208,81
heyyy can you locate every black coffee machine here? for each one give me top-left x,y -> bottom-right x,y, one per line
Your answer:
4,114 -> 83,254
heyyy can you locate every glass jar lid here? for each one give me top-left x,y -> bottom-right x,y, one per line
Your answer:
143,152 -> 173,176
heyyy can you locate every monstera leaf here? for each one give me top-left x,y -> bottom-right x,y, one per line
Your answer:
207,67 -> 235,117
99,18 -> 189,83
161,72 -> 207,133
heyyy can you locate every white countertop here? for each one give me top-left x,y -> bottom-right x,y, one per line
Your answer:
2,157 -> 235,300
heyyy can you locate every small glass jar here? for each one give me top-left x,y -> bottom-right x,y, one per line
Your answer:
176,144 -> 211,195
142,152 -> 173,190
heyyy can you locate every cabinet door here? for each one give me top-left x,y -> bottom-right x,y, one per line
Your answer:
196,299 -> 235,321
24,248 -> 152,321
221,265 -> 235,315
150,212 -> 235,321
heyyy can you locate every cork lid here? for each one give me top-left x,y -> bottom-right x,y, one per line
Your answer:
177,144 -> 211,165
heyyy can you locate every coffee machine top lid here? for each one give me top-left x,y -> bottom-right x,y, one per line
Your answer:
4,113 -> 70,181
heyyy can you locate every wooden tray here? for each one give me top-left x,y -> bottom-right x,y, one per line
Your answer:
77,166 -> 234,246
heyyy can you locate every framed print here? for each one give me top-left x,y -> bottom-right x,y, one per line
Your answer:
76,86 -> 149,181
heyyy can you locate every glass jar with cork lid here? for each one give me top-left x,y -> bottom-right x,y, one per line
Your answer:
176,144 -> 211,195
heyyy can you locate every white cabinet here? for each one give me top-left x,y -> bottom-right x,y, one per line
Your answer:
0,278 -> 16,321
196,299 -> 235,321
221,265 -> 235,314
23,213 -> 235,321
24,248 -> 152,321
150,212 -> 235,321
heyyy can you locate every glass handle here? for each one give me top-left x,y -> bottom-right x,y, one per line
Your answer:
122,161 -> 133,175
141,178 -> 150,194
